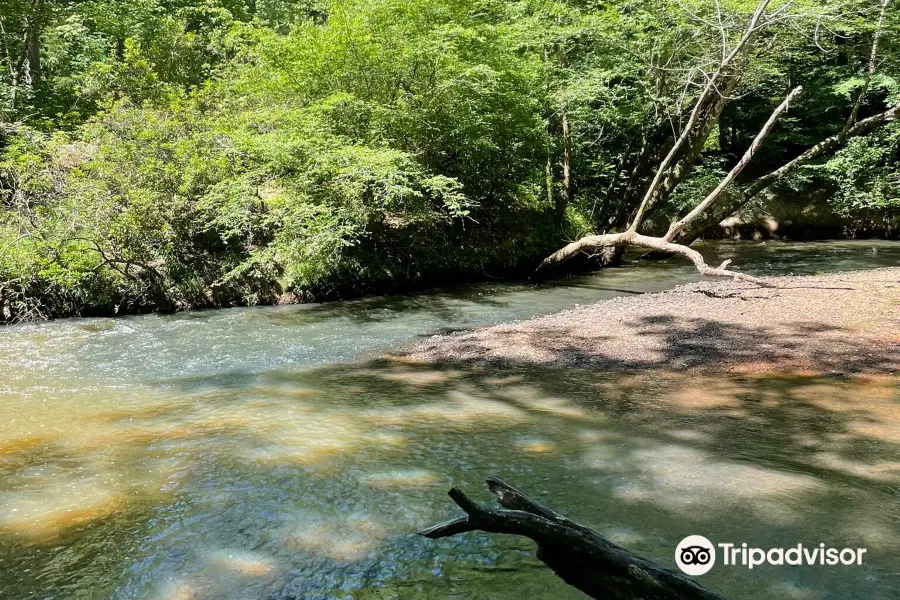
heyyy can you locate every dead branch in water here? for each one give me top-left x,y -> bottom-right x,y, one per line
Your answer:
420,476 -> 727,600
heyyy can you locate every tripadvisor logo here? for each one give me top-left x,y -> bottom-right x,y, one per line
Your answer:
675,535 -> 867,576
676,536 -> 716,576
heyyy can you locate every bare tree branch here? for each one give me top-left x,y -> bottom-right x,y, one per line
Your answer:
665,86 -> 803,242
421,477 -> 727,600
537,229 -> 774,286
627,0 -> 773,232
840,0 -> 892,140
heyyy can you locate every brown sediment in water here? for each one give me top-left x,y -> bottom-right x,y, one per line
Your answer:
403,268 -> 900,375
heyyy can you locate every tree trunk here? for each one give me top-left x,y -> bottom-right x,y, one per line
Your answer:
536,85 -> 801,285
627,0 -> 773,233
421,477 -> 727,600
545,155 -> 554,208
650,75 -> 741,212
554,36 -> 572,225
22,1 -> 41,89
557,104 -> 572,223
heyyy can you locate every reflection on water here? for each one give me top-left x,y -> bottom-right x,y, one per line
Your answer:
0,241 -> 899,599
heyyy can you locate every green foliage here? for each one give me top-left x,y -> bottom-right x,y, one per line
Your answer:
0,0 -> 560,320
668,158 -> 729,214
1,0 -> 898,321
818,122 -> 900,230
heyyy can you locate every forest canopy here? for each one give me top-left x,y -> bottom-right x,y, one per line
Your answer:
1,0 -> 898,321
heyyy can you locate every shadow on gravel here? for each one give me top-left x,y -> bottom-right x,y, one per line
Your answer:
410,315 -> 899,374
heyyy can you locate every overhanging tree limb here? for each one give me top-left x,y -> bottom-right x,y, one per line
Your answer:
537,229 -> 775,286
536,85 -> 801,286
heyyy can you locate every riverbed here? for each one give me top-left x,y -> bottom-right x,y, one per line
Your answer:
1,240 -> 899,600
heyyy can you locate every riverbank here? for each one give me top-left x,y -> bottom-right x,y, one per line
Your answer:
405,268 -> 900,374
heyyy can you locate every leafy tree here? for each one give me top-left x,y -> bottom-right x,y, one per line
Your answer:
0,0 -> 897,322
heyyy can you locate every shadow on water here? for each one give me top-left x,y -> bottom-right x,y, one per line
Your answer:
238,289 -> 513,327
0,316 -> 898,600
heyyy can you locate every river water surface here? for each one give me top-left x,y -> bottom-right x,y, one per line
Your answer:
1,241 -> 899,600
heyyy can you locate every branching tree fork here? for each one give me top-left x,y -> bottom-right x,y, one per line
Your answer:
539,82 -> 800,285
538,0 -> 898,284
667,0 -> 897,250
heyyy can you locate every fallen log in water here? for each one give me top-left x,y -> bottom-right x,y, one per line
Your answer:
419,476 -> 726,600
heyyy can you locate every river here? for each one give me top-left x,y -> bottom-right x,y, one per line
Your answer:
1,240 -> 898,600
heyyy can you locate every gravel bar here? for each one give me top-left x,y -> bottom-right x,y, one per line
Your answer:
404,268 -> 900,374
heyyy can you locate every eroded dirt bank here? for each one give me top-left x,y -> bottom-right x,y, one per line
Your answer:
404,268 -> 900,374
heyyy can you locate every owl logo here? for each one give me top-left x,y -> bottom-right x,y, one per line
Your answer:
675,535 -> 716,575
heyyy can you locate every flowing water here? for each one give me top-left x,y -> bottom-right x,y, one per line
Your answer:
1,240 -> 898,600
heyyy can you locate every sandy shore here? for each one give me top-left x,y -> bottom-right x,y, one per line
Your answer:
405,268 -> 900,374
